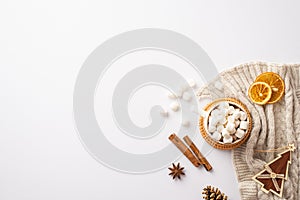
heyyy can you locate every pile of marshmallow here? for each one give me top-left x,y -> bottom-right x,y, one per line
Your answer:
207,102 -> 249,144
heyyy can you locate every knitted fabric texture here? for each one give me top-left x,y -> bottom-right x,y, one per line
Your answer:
197,62 -> 300,200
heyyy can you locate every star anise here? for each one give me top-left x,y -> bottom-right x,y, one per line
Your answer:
168,163 -> 185,180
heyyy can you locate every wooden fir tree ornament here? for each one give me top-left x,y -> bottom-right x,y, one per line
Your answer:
252,144 -> 296,197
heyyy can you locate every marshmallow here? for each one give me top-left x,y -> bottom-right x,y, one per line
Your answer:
223,135 -> 233,143
211,131 -> 222,141
187,79 -> 196,88
227,106 -> 235,115
176,90 -> 183,98
208,123 -> 216,133
236,128 -> 246,138
167,92 -> 177,99
217,124 -> 224,133
210,107 -> 227,125
222,129 -> 230,137
208,116 -> 212,124
182,92 -> 191,101
220,117 -> 227,125
215,115 -> 225,125
182,120 -> 190,127
209,116 -> 217,126
240,111 -> 247,121
227,115 -> 235,123
170,102 -> 180,112
211,109 -> 220,117
160,110 -> 168,117
226,122 -> 236,133
233,110 -> 241,119
234,120 -> 240,128
240,121 -> 249,130
217,109 -> 227,118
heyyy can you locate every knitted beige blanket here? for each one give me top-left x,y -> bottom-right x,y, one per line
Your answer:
197,62 -> 300,200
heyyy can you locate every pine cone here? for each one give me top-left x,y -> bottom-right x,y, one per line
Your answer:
202,185 -> 228,200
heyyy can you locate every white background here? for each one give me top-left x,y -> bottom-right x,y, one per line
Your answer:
1,1 -> 300,200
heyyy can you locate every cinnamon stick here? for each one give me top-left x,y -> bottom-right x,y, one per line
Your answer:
183,136 -> 212,171
169,133 -> 200,167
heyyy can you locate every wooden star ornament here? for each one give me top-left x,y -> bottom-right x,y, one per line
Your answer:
252,144 -> 296,197
168,163 -> 185,180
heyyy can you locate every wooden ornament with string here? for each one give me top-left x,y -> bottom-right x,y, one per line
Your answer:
252,144 -> 296,197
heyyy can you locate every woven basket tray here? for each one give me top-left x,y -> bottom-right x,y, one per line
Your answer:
199,98 -> 252,150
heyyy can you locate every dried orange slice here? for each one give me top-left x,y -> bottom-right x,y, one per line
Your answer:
248,82 -> 272,105
255,72 -> 285,104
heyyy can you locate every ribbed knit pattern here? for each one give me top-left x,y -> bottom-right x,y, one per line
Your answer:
197,62 -> 300,200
